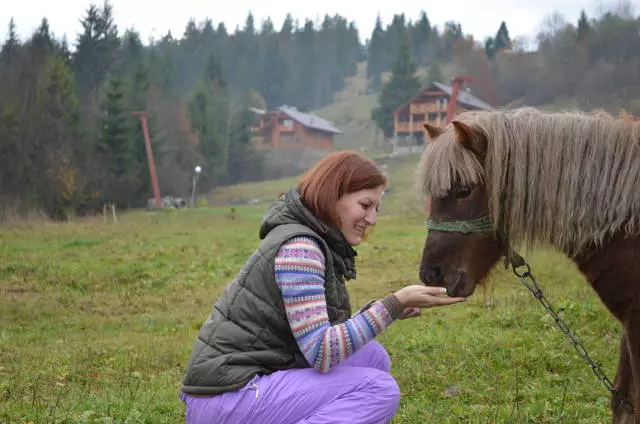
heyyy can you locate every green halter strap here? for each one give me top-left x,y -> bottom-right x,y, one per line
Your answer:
425,214 -> 526,270
425,214 -> 493,234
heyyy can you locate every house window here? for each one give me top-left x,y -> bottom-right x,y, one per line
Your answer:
282,134 -> 292,144
283,119 -> 294,129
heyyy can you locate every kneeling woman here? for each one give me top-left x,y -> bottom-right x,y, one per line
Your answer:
180,151 -> 467,424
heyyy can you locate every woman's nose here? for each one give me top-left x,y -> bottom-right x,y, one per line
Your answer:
365,209 -> 376,226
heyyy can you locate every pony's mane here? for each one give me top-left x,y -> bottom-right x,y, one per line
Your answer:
417,107 -> 640,257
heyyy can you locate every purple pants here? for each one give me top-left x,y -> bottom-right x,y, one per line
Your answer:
180,341 -> 400,423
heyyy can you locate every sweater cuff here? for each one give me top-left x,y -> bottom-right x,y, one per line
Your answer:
380,294 -> 405,320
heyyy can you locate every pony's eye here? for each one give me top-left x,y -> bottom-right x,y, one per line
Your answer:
453,188 -> 471,200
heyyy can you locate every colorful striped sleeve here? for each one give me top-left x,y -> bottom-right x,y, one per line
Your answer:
274,235 -> 404,373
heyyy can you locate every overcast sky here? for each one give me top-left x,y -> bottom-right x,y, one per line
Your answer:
1,0 -> 636,48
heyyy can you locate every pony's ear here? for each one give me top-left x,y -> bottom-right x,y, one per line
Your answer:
423,123 -> 442,140
452,120 -> 487,156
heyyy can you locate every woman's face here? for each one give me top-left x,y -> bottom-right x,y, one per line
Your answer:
334,186 -> 385,246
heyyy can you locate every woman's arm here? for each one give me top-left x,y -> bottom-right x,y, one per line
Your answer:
274,236 -> 404,373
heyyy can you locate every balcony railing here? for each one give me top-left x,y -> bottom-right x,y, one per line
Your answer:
395,121 -> 433,132
409,103 -> 445,114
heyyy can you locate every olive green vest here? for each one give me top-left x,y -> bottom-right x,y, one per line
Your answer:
180,189 -> 356,396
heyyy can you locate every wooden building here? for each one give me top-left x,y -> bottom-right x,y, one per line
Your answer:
250,106 -> 342,151
392,82 -> 493,148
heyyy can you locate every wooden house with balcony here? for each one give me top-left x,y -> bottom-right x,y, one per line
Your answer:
391,81 -> 493,151
250,105 -> 342,151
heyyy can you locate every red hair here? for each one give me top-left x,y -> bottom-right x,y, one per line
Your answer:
297,151 -> 387,227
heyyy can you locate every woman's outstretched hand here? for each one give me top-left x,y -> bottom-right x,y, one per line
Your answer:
394,285 -> 467,309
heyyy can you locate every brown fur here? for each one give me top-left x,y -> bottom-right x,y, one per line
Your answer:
416,107 -> 640,423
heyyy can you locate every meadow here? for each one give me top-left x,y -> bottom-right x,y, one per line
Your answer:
1,157 -> 622,423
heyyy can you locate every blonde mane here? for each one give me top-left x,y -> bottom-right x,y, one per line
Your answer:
417,107 -> 640,257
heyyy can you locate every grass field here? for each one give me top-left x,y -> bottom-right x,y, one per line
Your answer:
1,159 -> 623,423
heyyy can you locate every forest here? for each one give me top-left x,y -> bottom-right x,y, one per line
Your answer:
1,1 -> 639,219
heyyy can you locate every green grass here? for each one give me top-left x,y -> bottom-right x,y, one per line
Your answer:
1,197 -> 621,423
205,176 -> 298,206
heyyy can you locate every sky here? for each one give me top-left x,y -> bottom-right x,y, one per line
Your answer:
1,0 -> 636,49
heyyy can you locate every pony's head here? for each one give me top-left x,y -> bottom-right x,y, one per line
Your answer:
416,116 -> 505,298
416,106 -> 640,298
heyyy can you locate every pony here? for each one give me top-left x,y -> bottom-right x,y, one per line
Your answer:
415,107 -> 640,423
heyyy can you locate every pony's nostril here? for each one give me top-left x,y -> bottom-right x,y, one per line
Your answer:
425,265 -> 444,284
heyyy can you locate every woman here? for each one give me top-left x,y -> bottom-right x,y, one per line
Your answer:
180,151 -> 467,423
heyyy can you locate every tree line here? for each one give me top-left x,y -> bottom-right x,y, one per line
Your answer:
1,2 -> 639,220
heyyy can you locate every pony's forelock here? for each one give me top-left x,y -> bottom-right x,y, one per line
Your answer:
415,125 -> 484,199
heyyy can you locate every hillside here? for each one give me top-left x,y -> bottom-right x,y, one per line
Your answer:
311,63 -> 381,152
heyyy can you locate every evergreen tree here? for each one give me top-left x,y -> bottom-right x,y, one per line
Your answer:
32,18 -> 56,56
366,15 -> 386,90
371,30 -> 421,137
188,53 -> 230,187
98,76 -> 130,203
412,11 -> 432,65
72,2 -> 120,97
494,22 -> 512,50
577,10 -> 591,43
486,21 -> 512,59
226,108 -> 261,183
0,18 -> 20,65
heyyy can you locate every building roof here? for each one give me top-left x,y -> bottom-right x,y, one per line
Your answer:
392,81 -> 493,116
248,107 -> 266,115
432,82 -> 493,110
277,105 -> 343,135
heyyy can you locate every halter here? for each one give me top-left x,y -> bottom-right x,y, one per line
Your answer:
425,213 -> 523,268
426,214 -> 493,234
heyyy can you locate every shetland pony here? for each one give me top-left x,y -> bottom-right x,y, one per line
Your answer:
416,107 -> 640,423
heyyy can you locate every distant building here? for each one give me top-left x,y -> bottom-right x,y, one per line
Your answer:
392,82 -> 493,151
250,105 -> 343,151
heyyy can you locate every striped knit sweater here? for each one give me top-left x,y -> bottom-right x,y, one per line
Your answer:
274,235 -> 404,373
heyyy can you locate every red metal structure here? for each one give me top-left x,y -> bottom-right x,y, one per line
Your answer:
132,111 -> 162,209
445,75 -> 474,124
426,75 -> 474,215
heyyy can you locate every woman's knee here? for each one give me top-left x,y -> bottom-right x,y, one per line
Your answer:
365,340 -> 392,373
367,370 -> 401,414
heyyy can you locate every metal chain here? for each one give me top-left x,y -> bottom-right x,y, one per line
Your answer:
511,262 -> 635,413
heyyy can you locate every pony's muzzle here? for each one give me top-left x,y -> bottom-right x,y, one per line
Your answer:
422,264 -> 445,285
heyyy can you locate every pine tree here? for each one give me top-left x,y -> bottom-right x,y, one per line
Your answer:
0,18 -> 20,65
188,53 -> 230,186
72,2 -> 120,97
485,21 -> 512,59
98,76 -> 130,203
32,18 -> 56,56
371,30 -> 421,137
412,11 -> 432,65
366,15 -> 386,90
577,10 -> 591,43
495,22 -> 512,50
